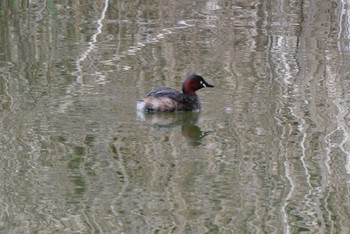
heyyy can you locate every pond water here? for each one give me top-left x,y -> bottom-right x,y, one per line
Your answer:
1,0 -> 350,233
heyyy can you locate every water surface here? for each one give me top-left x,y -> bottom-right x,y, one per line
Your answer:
0,0 -> 350,233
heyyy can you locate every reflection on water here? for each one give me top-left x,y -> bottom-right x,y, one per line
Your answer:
1,0 -> 350,233
137,111 -> 209,146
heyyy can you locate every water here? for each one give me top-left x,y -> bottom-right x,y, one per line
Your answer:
1,0 -> 350,233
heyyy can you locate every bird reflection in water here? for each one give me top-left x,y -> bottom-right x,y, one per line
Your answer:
137,111 -> 209,146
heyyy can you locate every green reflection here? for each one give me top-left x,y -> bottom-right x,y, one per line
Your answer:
0,0 -> 29,12
70,175 -> 86,196
65,146 -> 86,169
0,0 -> 56,15
66,146 -> 87,197
84,135 -> 95,147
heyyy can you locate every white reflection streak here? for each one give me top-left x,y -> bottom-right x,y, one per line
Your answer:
292,105 -> 312,190
336,102 -> 350,173
277,36 -> 296,234
278,37 -> 293,86
290,104 -> 314,224
324,73 -> 337,175
327,87 -> 350,174
58,1 -> 109,113
325,0 -> 350,173
76,0 -> 109,84
337,0 -> 350,50
275,98 -> 294,234
339,0 -> 350,174
297,103 -> 326,228
338,0 -> 344,50
121,21 -> 194,59
75,3 -> 109,228
282,160 -> 294,234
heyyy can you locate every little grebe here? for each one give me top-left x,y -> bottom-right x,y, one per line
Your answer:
137,74 -> 214,112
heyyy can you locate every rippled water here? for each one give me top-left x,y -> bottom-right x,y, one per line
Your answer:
1,0 -> 350,233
